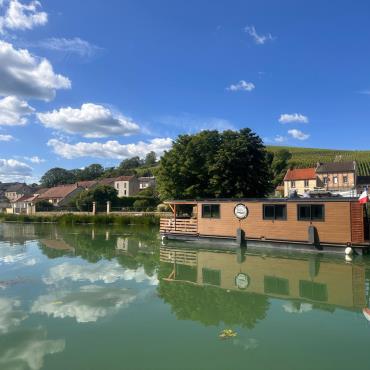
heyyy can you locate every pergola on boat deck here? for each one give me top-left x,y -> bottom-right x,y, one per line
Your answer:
160,198 -> 370,254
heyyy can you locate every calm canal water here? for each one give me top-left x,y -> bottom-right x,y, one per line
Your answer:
1,222 -> 370,370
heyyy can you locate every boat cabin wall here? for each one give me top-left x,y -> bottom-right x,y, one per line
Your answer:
196,201 -> 356,245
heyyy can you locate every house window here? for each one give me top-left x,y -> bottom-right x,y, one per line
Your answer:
264,276 -> 289,295
343,176 -> 348,183
124,182 -> 127,188
116,183 -> 119,189
333,176 -> 338,184
299,280 -> 328,302
323,177 -> 328,184
263,204 -> 287,220
202,204 -> 220,218
124,190 -> 127,196
202,268 -> 221,286
304,179 -> 309,187
297,204 -> 325,221
291,181 -> 296,188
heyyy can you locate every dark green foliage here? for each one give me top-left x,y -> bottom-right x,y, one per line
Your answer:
144,151 -> 157,166
40,167 -> 74,187
157,128 -> 272,199
0,213 -> 160,225
157,277 -> 269,328
270,149 -> 292,187
76,185 -> 118,211
35,200 -> 54,212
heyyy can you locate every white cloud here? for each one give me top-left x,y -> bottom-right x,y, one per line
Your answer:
34,37 -> 101,58
245,25 -> 274,45
31,285 -> 136,323
158,114 -> 236,132
274,135 -> 287,143
0,297 -> 26,333
48,137 -> 173,159
0,95 -> 35,126
0,328 -> 65,370
0,40 -> 71,100
288,129 -> 310,140
279,113 -> 309,124
38,103 -> 140,138
226,80 -> 255,92
0,0 -> 47,34
23,155 -> 45,163
0,134 -> 14,141
43,261 -> 159,286
0,158 -> 32,181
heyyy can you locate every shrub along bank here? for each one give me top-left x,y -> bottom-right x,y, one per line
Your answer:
0,213 -> 160,226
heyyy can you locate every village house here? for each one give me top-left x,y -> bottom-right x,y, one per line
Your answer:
283,168 -> 317,197
114,176 -> 140,197
37,184 -> 84,206
316,161 -> 356,194
4,183 -> 32,202
138,176 -> 156,189
11,194 -> 39,214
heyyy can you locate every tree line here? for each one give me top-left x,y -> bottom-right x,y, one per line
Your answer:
40,128 -> 292,202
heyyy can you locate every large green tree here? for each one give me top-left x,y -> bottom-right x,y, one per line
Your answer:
40,167 -> 75,188
157,128 -> 272,199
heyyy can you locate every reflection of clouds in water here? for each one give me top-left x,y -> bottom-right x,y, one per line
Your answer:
0,253 -> 26,264
0,297 -> 27,333
24,258 -> 37,266
0,328 -> 65,370
283,302 -> 313,314
232,337 -> 259,351
43,261 -> 159,286
31,285 -> 136,323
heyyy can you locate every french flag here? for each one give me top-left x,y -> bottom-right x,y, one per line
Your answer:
359,187 -> 369,204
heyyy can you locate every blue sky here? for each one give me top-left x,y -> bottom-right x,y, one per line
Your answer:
1,0 -> 370,183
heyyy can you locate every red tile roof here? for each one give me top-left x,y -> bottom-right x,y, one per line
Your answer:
98,177 -> 116,186
76,180 -> 97,189
115,176 -> 135,181
284,168 -> 316,181
38,184 -> 80,199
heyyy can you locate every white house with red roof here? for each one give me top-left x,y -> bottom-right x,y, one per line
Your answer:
283,168 -> 318,197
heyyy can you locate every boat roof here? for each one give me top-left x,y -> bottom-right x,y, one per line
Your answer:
165,197 -> 360,204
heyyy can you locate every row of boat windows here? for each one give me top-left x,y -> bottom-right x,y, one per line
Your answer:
202,268 -> 327,302
173,264 -> 328,302
201,204 -> 325,221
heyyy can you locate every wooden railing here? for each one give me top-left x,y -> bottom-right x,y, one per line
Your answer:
160,218 -> 198,234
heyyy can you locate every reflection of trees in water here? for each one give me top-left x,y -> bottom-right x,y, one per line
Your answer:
158,263 -> 270,328
36,224 -> 160,276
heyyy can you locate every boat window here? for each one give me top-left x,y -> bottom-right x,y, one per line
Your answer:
202,268 -> 221,286
264,276 -> 289,295
297,204 -> 324,221
202,204 -> 220,218
263,204 -> 287,220
299,280 -> 328,302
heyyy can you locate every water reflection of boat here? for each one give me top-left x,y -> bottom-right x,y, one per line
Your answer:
159,244 -> 370,313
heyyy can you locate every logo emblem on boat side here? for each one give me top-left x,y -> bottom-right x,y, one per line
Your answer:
235,273 -> 249,289
234,204 -> 248,219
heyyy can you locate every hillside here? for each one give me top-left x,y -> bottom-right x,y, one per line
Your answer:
267,146 -> 370,176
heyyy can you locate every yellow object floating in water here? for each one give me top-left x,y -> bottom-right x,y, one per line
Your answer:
219,329 -> 237,339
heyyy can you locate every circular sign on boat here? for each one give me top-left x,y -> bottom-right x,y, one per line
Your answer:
235,273 -> 249,289
234,204 -> 248,219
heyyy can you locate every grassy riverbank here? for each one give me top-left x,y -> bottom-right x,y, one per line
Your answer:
0,213 -> 160,226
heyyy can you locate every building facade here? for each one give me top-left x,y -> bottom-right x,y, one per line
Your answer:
283,168 -> 318,197
138,176 -> 156,189
114,176 -> 140,197
316,161 -> 356,194
5,184 -> 32,202
37,184 -> 83,206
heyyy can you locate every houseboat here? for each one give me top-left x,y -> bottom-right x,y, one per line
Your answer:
160,198 -> 370,254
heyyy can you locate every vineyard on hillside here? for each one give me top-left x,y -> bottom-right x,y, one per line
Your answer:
267,146 -> 370,176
